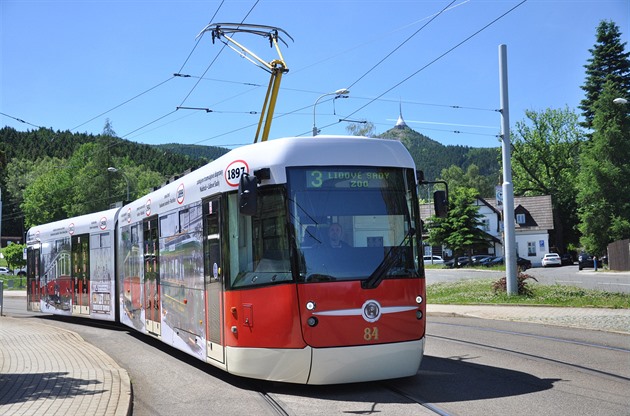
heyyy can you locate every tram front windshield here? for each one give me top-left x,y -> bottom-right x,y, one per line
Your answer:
287,166 -> 420,284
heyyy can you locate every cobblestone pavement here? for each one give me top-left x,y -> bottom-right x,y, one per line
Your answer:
0,316 -> 131,416
427,304 -> 630,334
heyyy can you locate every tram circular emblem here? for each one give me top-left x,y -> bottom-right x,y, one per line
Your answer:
146,199 -> 152,216
68,223 -> 75,235
362,300 -> 382,323
177,183 -> 185,205
225,160 -> 249,187
99,217 -> 107,230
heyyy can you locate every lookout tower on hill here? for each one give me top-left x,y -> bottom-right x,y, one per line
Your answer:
395,102 -> 407,129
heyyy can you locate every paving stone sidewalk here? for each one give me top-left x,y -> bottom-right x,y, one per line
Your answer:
0,316 -> 131,416
427,304 -> 630,334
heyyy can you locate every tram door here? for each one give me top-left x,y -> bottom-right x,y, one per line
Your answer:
71,234 -> 90,315
203,197 -> 224,363
144,216 -> 161,336
26,247 -> 41,312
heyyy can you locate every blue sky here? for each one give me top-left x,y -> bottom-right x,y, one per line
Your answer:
1,0 -> 628,149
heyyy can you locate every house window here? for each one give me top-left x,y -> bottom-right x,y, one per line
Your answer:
481,219 -> 490,231
516,213 -> 526,224
527,241 -> 536,256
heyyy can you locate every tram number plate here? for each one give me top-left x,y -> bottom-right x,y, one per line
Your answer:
364,327 -> 379,341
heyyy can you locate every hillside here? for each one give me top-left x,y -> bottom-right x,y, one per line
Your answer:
1,125 -> 499,237
378,126 -> 500,181
0,127 -> 204,177
156,143 -> 229,163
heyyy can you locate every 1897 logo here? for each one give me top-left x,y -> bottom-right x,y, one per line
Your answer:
225,160 -> 249,187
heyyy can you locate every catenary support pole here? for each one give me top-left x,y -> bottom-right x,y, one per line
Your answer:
499,44 -> 517,295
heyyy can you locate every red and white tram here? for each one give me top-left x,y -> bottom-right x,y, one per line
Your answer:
27,135 -> 427,384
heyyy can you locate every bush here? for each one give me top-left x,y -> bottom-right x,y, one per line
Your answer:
493,273 -> 538,297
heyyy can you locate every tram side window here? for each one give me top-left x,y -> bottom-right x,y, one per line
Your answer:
231,187 -> 292,288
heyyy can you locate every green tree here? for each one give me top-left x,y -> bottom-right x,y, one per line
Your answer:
102,118 -> 117,137
21,163 -> 73,227
426,187 -> 489,261
107,158 -> 165,202
346,121 -> 376,137
577,81 -> 630,256
2,243 -> 26,270
510,107 -> 583,252
579,20 -> 630,130
439,164 -> 495,198
65,142 -> 114,216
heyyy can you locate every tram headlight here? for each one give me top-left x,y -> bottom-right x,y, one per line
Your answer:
416,310 -> 423,320
306,301 -> 316,311
416,295 -> 423,304
307,316 -> 318,327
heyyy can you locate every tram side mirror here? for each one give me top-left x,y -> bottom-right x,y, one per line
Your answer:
416,170 -> 425,185
239,173 -> 258,216
434,190 -> 448,218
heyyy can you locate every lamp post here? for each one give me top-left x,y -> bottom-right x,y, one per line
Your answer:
107,167 -> 130,202
312,88 -> 350,136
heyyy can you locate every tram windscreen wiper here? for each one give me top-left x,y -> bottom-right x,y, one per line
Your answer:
362,228 -> 414,290
306,274 -> 337,282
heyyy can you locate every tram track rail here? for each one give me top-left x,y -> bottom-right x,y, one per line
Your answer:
382,382 -> 457,416
428,321 -> 630,383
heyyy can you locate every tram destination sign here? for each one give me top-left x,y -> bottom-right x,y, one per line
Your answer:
305,169 -> 391,189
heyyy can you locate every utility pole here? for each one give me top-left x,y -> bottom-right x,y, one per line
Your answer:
0,188 -> 3,248
499,44 -> 517,295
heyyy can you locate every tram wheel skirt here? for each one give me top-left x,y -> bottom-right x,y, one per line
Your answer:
225,346 -> 312,384
308,339 -> 425,385
224,338 -> 424,385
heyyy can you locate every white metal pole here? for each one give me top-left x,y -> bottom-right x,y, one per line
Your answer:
0,188 -> 3,249
499,44 -> 517,295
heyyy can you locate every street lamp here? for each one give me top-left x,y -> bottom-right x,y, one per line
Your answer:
107,167 -> 130,202
613,97 -> 628,105
312,88 -> 350,136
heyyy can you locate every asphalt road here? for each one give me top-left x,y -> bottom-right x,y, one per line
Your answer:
425,264 -> 630,293
2,292 -> 629,416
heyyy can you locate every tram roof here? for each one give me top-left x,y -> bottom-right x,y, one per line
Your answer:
27,136 -> 417,233
26,207 -> 120,245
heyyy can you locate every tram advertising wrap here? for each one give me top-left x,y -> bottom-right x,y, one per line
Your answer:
26,136 -> 428,384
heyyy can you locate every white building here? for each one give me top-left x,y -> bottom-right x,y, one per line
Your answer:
421,195 -> 555,267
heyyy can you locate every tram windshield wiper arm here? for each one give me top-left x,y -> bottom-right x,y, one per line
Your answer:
362,228 -> 415,290
306,274 -> 337,282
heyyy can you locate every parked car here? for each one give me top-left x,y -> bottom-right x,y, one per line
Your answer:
560,253 -> 573,266
14,267 -> 27,276
471,255 -> 493,266
443,256 -> 467,268
578,253 -> 606,270
481,256 -> 532,270
423,255 -> 444,265
479,256 -> 498,266
0,266 -> 12,275
542,253 -> 562,267
518,257 -> 533,270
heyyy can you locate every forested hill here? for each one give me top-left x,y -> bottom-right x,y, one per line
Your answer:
1,125 -> 499,185
0,127 -> 204,176
378,126 -> 500,181
156,143 -> 229,164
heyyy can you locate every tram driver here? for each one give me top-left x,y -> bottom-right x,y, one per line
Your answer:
327,223 -> 349,248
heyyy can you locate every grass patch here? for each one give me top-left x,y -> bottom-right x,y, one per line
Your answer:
427,278 -> 630,309
0,276 -> 27,290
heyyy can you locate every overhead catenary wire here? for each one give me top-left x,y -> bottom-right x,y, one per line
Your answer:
5,1 -> 522,149
69,76 -> 176,132
0,112 -> 43,129
314,0 -> 528,135
347,0 -> 458,90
